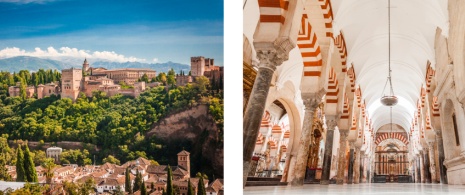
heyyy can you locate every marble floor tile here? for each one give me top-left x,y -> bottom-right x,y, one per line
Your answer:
243,183 -> 465,195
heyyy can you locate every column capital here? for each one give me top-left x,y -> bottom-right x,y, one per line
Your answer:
301,90 -> 325,112
256,49 -> 287,71
434,129 -> 442,138
339,129 -> 349,140
427,141 -> 436,148
349,141 -> 355,149
325,115 -> 340,131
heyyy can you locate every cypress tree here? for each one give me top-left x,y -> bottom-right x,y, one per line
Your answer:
187,179 -> 194,195
197,177 -> 206,195
23,144 -> 38,182
15,145 -> 25,182
133,169 -> 141,192
166,165 -> 174,195
125,167 -> 132,193
140,178 -> 147,195
150,182 -> 154,193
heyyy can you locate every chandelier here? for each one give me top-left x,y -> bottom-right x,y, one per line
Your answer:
380,0 -> 398,107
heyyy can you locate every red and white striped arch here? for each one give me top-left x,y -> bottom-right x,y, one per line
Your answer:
334,33 -> 348,72
257,0 -> 289,24
375,133 -> 409,146
341,93 -> 350,119
425,61 -> 435,93
319,0 -> 334,37
431,96 -> 440,117
326,67 -> 339,103
298,14 -> 323,77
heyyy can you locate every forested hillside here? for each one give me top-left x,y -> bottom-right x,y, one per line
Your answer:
0,70 -> 223,178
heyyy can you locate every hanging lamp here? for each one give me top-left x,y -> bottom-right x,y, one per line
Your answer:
380,0 -> 398,107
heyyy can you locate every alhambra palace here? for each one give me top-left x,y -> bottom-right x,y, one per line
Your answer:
8,56 -> 222,101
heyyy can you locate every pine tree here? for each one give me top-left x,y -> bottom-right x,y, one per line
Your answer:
133,169 -> 141,192
125,167 -> 132,193
187,179 -> 194,195
197,177 -> 206,195
23,144 -> 38,182
15,145 -> 26,182
140,178 -> 147,195
166,165 -> 174,195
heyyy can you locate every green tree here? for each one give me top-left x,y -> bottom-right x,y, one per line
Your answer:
63,181 -> 79,195
41,158 -> 56,184
113,186 -> 124,195
197,177 -> 206,195
15,145 -> 25,182
140,178 -> 147,195
19,79 -> 27,100
167,69 -> 176,87
32,150 -> 48,166
187,179 -> 194,195
133,169 -> 141,192
23,143 -> 38,182
166,165 -> 174,195
193,76 -> 210,96
103,155 -> 121,165
78,177 -> 95,195
0,154 -> 12,181
8,183 -> 46,195
150,182 -> 155,193
156,72 -> 167,85
125,167 -> 132,193
140,73 -> 149,83
0,135 -> 14,165
196,172 -> 209,180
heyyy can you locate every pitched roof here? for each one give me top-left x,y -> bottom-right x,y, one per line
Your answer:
177,150 -> 190,156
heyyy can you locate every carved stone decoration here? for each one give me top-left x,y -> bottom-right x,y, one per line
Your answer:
255,49 -> 286,71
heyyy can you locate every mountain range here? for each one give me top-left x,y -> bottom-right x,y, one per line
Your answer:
0,56 -> 191,74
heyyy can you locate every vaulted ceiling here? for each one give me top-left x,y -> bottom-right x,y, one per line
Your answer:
326,0 -> 448,132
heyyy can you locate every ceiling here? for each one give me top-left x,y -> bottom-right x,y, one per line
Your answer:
318,0 -> 449,132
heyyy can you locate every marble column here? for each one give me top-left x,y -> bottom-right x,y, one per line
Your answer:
354,147 -> 361,184
427,141 -> 438,183
419,152 -> 425,183
336,130 -> 349,185
416,157 -> 421,183
435,130 -> 447,184
243,49 -> 286,186
320,117 -> 338,185
347,142 -> 355,184
362,155 -> 368,183
423,149 -> 431,183
290,94 -> 321,186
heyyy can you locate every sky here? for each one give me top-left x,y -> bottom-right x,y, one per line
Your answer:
0,0 -> 224,65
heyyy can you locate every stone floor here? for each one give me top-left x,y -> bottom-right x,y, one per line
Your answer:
243,183 -> 465,195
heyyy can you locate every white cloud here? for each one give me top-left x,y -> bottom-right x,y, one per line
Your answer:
0,46 -> 149,63
152,58 -> 159,62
